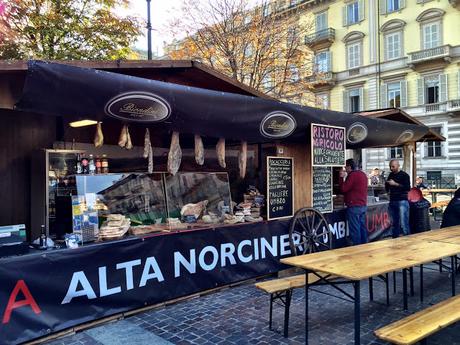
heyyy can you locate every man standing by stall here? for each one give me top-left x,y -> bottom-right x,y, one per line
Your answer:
386,159 -> 411,238
339,159 -> 368,245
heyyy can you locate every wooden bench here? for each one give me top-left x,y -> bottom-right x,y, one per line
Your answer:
255,273 -> 326,337
374,294 -> 460,345
429,201 -> 449,221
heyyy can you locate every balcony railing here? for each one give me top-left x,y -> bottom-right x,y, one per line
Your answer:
408,45 -> 452,66
305,28 -> 336,46
305,71 -> 336,85
448,99 -> 460,111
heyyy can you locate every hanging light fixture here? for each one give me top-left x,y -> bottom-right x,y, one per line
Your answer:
69,119 -> 99,128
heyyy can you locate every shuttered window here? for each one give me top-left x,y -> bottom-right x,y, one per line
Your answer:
347,43 -> 361,69
423,22 -> 440,49
385,32 -> 401,60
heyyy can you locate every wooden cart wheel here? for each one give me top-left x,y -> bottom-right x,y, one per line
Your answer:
289,207 -> 332,256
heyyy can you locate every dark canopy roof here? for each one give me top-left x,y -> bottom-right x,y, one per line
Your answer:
358,108 -> 445,143
15,61 -> 432,149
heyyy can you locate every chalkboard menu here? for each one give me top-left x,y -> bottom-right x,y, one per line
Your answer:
311,124 -> 346,166
312,166 -> 333,213
267,157 -> 294,220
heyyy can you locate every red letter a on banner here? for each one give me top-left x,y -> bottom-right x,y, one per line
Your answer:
2,280 -> 41,324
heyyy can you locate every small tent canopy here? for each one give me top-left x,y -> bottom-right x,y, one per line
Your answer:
358,108 -> 445,144
16,61 -> 434,149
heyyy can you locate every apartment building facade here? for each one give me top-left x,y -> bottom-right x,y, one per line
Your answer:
300,0 -> 460,185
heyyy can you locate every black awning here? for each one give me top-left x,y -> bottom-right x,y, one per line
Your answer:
15,60 -> 430,149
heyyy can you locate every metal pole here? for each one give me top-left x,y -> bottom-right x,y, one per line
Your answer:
146,0 -> 152,60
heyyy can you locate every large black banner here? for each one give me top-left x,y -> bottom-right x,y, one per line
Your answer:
0,204 -> 391,344
15,61 -> 431,149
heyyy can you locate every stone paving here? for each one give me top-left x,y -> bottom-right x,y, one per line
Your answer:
44,260 -> 460,345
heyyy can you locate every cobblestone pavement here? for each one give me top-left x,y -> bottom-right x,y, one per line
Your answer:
44,259 -> 460,345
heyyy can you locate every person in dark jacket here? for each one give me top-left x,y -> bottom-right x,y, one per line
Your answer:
441,188 -> 460,228
339,158 -> 368,245
386,159 -> 411,237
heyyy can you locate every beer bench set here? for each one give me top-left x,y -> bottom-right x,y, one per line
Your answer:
257,226 -> 460,345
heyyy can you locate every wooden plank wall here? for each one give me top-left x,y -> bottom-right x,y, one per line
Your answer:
0,109 -> 56,230
276,143 -> 312,211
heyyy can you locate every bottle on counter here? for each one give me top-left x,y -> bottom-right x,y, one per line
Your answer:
95,156 -> 102,174
101,154 -> 109,173
81,155 -> 89,174
76,153 -> 83,174
89,154 -> 96,174
39,225 -> 47,249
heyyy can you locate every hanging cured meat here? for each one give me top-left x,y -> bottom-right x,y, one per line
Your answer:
125,126 -> 133,150
94,122 -> 104,147
143,129 -> 154,173
148,145 -> 154,173
216,138 -> 226,168
118,125 -> 128,148
239,141 -> 247,179
143,128 -> 151,158
194,135 -> 204,165
167,131 -> 182,175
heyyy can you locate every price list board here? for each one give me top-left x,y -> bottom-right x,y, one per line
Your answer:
312,166 -> 333,213
267,157 -> 294,220
311,123 -> 346,167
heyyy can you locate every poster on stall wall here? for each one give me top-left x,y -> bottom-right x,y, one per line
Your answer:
267,157 -> 294,220
311,123 -> 346,167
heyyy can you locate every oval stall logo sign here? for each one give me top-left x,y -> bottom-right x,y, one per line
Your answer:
105,92 -> 171,122
260,111 -> 297,139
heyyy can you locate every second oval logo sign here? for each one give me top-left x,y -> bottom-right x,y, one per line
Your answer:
105,92 -> 171,122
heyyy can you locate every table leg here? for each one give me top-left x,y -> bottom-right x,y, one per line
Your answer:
451,256 -> 456,297
305,270 -> 309,345
403,268 -> 408,310
368,277 -> 373,301
385,273 -> 390,306
410,267 -> 414,297
393,271 -> 396,294
354,281 -> 361,345
420,264 -> 424,303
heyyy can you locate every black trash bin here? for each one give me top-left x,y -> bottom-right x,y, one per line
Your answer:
409,198 -> 431,234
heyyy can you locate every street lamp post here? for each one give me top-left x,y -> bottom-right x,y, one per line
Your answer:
146,0 -> 152,60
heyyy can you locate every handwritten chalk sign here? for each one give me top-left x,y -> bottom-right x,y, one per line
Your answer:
312,166 -> 333,213
267,157 -> 294,220
311,124 -> 346,166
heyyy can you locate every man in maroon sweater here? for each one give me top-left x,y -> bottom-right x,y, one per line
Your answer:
339,159 -> 368,245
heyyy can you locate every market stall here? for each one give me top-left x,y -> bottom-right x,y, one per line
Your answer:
0,60 -> 437,344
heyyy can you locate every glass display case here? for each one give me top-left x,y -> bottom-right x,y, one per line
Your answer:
69,172 -> 233,242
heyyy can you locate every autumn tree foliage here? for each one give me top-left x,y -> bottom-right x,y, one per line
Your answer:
165,0 -> 314,103
0,0 -> 142,60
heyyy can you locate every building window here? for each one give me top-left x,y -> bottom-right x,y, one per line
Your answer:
347,42 -> 361,69
316,12 -> 327,32
349,89 -> 360,112
385,32 -> 401,60
425,78 -> 439,104
387,0 -> 400,13
422,22 -> 440,49
346,2 -> 360,25
315,51 -> 331,73
390,147 -> 403,159
388,82 -> 401,108
316,93 -> 329,110
287,27 -> 298,45
289,65 -> 299,82
426,126 -> 443,157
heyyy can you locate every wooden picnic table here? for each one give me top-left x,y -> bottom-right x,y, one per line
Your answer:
280,225 -> 460,345
422,188 -> 457,203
